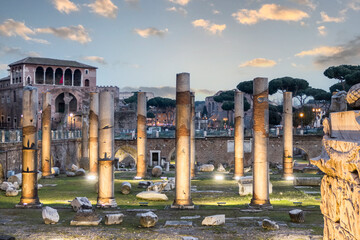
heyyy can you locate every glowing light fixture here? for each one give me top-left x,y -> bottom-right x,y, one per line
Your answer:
215,175 -> 224,181
87,175 -> 97,181
285,176 -> 294,181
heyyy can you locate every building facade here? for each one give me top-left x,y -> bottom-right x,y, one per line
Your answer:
0,57 -> 97,129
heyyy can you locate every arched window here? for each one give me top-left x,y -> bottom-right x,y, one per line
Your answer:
55,68 -> 63,85
69,96 -> 77,112
35,66 -> 44,84
64,69 -> 72,86
55,93 -> 77,113
74,69 -> 81,86
84,79 -> 90,87
45,67 -> 53,84
27,76 -> 31,85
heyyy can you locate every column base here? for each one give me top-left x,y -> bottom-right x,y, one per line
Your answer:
171,199 -> 195,209
96,198 -> 117,209
42,174 -> 54,179
249,199 -> 273,210
16,201 -> 42,209
282,173 -> 294,181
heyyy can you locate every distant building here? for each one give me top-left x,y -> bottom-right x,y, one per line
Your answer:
0,57 -> 121,130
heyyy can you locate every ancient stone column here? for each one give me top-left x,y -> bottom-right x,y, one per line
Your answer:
172,73 -> 194,209
97,90 -> 117,208
136,92 -> 147,179
283,92 -> 294,180
81,108 -> 89,169
17,86 -> 42,208
89,92 -> 99,176
41,92 -> 52,178
234,90 -> 244,179
250,77 -> 271,209
190,92 -> 196,179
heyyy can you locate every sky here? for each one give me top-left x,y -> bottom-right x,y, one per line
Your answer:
0,0 -> 360,101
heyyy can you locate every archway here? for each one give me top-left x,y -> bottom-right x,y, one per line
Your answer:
55,68 -> 63,85
74,69 -> 81,86
115,145 -> 137,168
45,67 -> 53,85
84,79 -> 90,87
293,147 -> 309,164
35,66 -> 44,84
64,69 -> 72,86
55,93 -> 77,113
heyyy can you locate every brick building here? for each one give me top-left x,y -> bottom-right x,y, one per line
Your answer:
0,57 -> 98,129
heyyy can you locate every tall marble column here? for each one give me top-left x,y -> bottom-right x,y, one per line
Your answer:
172,73 -> 194,209
81,108 -> 89,169
234,90 -> 244,179
89,92 -> 99,176
97,90 -> 117,208
283,92 -> 294,179
17,86 -> 42,208
250,77 -> 272,209
41,91 -> 52,178
136,92 -> 147,179
190,92 -> 196,179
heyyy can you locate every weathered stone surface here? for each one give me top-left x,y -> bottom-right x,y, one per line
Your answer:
346,83 -> 360,108
105,213 -> 124,225
139,211 -> 158,228
75,168 -> 86,176
181,215 -> 201,220
238,176 -> 272,196
202,215 -> 225,226
13,182 -> 20,190
147,181 -> 168,193
5,189 -> 18,197
330,91 -> 347,112
164,221 -> 192,227
136,191 -> 168,201
217,163 -> 226,172
120,182 -> 132,195
181,237 -> 198,240
0,182 -> 14,191
42,206 -> 59,224
70,209 -> 102,226
66,171 -> 76,177
199,164 -> 214,172
151,166 -> 163,177
289,209 -> 305,223
7,173 -> 21,185
38,184 -> 43,189
262,219 -> 279,230
311,110 -> 360,239
293,177 -> 321,186
138,181 -> 153,188
51,167 -> 60,176
164,178 -> 175,191
71,197 -> 93,212
71,164 -> 79,172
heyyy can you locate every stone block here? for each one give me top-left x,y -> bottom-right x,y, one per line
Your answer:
238,176 -> 272,196
199,164 -> 214,172
136,191 -> 168,201
202,215 -> 225,226
75,168 -> 86,176
289,209 -> 304,223
293,177 -> 321,186
120,182 -> 132,195
66,171 -> 76,177
70,209 -> 102,226
139,211 -> 158,228
42,206 -> 59,224
71,197 -> 92,212
105,213 -> 124,225
5,189 -> 18,197
151,166 -> 163,177
262,219 -> 279,230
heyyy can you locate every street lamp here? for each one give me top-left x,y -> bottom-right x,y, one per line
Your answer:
299,112 -> 304,133
69,113 -> 74,130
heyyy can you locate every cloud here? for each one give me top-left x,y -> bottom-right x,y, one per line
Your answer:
124,0 -> 139,7
232,4 -> 309,25
82,56 -> 106,65
168,0 -> 191,6
52,0 -> 79,14
192,19 -> 226,35
119,86 -> 215,99
133,27 -> 168,38
213,9 -> 220,15
36,25 -> 91,44
0,46 -> 41,58
295,46 -> 344,57
348,0 -> 360,11
319,11 -> 345,23
0,64 -> 8,71
87,0 -> 118,18
317,25 -> 326,36
166,7 -> 187,15
313,36 -> 360,65
239,58 -> 277,67
0,19 -> 49,44
292,0 -> 316,10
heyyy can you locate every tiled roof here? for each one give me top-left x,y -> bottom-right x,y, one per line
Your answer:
0,76 -> 10,81
9,57 -> 97,69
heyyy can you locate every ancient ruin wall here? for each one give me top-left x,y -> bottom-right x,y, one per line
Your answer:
311,111 -> 360,240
